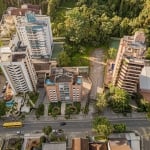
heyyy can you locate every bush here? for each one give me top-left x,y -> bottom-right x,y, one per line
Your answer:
28,92 -> 39,104
113,123 -> 126,133
35,104 -> 44,118
73,102 -> 81,114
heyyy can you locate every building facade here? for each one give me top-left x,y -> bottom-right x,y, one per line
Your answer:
16,12 -> 53,58
0,43 -> 37,94
112,31 -> 146,93
44,68 -> 82,102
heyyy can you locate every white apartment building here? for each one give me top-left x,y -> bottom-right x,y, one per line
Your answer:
0,44 -> 37,94
16,12 -> 53,58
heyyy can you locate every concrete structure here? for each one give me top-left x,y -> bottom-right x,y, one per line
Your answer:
32,58 -> 51,87
44,68 -> 82,102
0,43 -> 37,94
139,66 -> 150,101
112,31 -> 146,93
16,12 -> 53,58
42,142 -> 66,150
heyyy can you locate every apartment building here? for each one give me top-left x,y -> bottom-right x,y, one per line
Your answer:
112,31 -> 146,93
7,4 -> 41,16
16,12 -> 53,58
0,42 -> 37,94
44,68 -> 82,102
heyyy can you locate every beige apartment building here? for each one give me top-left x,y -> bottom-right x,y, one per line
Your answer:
44,68 -> 82,102
112,31 -> 146,93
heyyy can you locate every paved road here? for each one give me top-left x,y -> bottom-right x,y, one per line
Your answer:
0,118 -> 150,150
0,118 -> 150,134
89,49 -> 105,99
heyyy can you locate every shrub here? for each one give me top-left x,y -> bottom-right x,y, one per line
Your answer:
113,123 -> 126,133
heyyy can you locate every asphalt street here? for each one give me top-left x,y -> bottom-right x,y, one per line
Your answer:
0,118 -> 150,134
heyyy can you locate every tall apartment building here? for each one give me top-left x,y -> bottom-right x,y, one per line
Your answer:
0,42 -> 37,94
44,68 -> 82,102
112,31 -> 146,93
16,12 -> 53,58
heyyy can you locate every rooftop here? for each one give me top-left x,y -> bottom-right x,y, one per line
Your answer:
140,66 -> 150,90
108,139 -> 131,150
72,138 -> 89,150
42,142 -> 66,150
45,68 -> 82,85
0,47 -> 12,62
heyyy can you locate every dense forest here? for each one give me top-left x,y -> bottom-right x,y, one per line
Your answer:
0,0 -> 150,65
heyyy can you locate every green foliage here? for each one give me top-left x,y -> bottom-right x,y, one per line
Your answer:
48,102 -> 61,115
57,51 -> 71,67
109,86 -> 131,113
28,92 -> 39,104
145,47 -> 150,60
132,93 -> 149,112
93,117 -> 113,139
108,48 -> 117,60
96,93 -> 107,112
43,125 -> 52,135
35,104 -> 44,118
65,102 -> 81,115
0,101 -> 6,117
113,123 -> 126,133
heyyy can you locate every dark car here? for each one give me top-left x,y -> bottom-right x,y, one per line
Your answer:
60,122 -> 66,126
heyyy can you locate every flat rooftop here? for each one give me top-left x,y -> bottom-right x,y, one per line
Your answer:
140,66 -> 150,90
0,47 -> 12,62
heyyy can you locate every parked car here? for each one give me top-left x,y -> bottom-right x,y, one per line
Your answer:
60,122 -> 66,126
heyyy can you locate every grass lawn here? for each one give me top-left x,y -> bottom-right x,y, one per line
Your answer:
109,38 -> 120,50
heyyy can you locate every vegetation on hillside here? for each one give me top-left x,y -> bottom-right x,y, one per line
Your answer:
0,0 -> 149,65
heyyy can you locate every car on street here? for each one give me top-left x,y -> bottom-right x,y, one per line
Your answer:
60,122 -> 66,126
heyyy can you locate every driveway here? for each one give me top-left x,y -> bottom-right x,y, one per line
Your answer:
89,49 -> 105,100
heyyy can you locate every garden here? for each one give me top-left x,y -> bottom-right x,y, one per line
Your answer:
48,102 -> 61,116
65,102 -> 81,116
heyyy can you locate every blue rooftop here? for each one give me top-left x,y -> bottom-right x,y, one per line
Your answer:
45,79 -> 54,85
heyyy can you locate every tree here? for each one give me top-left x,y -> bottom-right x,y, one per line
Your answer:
109,86 -> 131,113
93,117 -> 113,139
35,104 -> 44,118
0,101 -> 6,118
96,93 -> 107,112
57,51 -> 71,66
43,126 -> 52,135
145,47 -> 150,60
108,48 -> 117,60
113,123 -> 126,133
